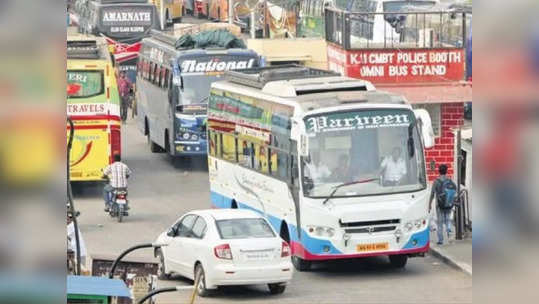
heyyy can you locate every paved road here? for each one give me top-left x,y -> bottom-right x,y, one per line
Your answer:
74,118 -> 471,304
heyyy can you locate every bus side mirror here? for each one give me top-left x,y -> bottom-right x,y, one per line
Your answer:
413,109 -> 435,149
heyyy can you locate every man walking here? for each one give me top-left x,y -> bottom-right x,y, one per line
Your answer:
428,164 -> 457,245
117,71 -> 132,123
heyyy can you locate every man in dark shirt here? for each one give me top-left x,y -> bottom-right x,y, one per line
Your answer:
428,164 -> 453,245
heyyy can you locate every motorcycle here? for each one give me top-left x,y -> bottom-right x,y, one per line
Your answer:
109,189 -> 129,223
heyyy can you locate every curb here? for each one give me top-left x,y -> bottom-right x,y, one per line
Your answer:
429,246 -> 472,276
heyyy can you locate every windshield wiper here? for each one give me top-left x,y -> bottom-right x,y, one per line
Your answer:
321,177 -> 379,205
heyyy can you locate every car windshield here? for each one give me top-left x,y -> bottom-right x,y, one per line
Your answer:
302,109 -> 426,198
216,218 -> 276,239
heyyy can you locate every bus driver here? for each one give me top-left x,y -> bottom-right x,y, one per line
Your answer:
380,147 -> 407,186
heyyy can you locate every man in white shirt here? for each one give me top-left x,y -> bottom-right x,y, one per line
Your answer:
103,154 -> 131,212
380,147 -> 407,186
305,152 -> 331,183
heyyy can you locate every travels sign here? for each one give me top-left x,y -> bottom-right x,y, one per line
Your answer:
327,45 -> 465,83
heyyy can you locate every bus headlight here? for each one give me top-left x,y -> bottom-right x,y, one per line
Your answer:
192,134 -> 199,141
327,228 -> 335,237
404,222 -> 413,232
182,133 -> 190,140
307,225 -> 336,238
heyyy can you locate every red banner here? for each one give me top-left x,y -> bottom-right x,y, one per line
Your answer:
327,45 -> 465,84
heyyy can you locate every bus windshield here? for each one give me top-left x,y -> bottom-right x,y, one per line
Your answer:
180,75 -> 214,106
67,70 -> 104,99
302,109 -> 426,198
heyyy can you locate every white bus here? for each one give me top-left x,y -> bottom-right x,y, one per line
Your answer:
207,66 -> 435,271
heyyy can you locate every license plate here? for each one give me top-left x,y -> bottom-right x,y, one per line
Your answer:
244,253 -> 270,260
116,199 -> 126,204
356,242 -> 389,252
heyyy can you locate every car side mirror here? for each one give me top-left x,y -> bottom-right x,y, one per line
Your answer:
167,227 -> 176,237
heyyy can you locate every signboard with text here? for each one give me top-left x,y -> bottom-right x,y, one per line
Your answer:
327,45 -> 465,83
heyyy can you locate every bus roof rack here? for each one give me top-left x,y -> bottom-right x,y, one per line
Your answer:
67,40 -> 101,59
224,65 -> 341,89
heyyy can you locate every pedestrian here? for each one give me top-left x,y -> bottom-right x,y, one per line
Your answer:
117,71 -> 132,123
67,213 -> 87,268
428,164 -> 457,245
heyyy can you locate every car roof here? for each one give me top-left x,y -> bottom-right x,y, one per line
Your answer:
189,209 -> 262,221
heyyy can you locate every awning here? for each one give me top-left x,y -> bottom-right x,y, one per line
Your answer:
376,81 -> 472,104
67,275 -> 131,298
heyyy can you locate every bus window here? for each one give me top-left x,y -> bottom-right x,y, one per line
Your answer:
222,133 -> 237,163
209,131 -> 217,156
217,133 -> 223,158
164,69 -> 170,89
149,62 -> 155,82
255,144 -> 269,173
153,65 -> 160,85
238,139 -> 250,168
67,70 -> 104,98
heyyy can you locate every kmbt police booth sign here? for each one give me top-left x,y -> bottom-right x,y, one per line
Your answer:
328,46 -> 465,83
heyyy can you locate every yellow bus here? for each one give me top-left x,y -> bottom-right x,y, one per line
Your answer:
67,34 -> 121,182
150,0 -> 183,29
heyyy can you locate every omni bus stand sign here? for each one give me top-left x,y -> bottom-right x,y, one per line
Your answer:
327,46 -> 465,83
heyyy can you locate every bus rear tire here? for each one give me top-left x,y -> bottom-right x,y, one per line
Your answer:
389,255 -> 408,268
291,256 -> 311,271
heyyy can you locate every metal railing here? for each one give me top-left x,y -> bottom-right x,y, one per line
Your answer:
455,188 -> 472,239
325,7 -> 469,50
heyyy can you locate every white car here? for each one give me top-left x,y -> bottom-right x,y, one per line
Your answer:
154,209 -> 293,296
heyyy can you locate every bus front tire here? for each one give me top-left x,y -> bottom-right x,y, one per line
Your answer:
389,254 -> 408,268
291,256 -> 311,271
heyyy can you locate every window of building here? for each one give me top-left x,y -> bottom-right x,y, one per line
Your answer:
413,104 -> 441,137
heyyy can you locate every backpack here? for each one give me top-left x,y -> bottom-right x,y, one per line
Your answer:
437,178 -> 457,210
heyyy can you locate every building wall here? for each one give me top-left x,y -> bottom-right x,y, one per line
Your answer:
425,102 -> 464,181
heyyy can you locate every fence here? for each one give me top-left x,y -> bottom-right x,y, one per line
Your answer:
325,7 -> 469,50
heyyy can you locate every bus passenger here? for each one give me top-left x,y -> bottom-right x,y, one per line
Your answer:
380,147 -> 406,186
305,151 -> 330,183
330,155 -> 351,183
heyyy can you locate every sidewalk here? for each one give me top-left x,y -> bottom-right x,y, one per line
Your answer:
429,230 -> 472,276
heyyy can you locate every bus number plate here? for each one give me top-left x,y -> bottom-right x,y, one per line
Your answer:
357,242 -> 389,252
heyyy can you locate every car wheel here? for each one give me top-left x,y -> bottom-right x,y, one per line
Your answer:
291,256 -> 311,271
157,250 -> 171,280
389,254 -> 408,268
268,283 -> 286,295
195,264 -> 210,297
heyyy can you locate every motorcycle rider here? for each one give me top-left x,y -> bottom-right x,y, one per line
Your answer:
103,154 -> 131,212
